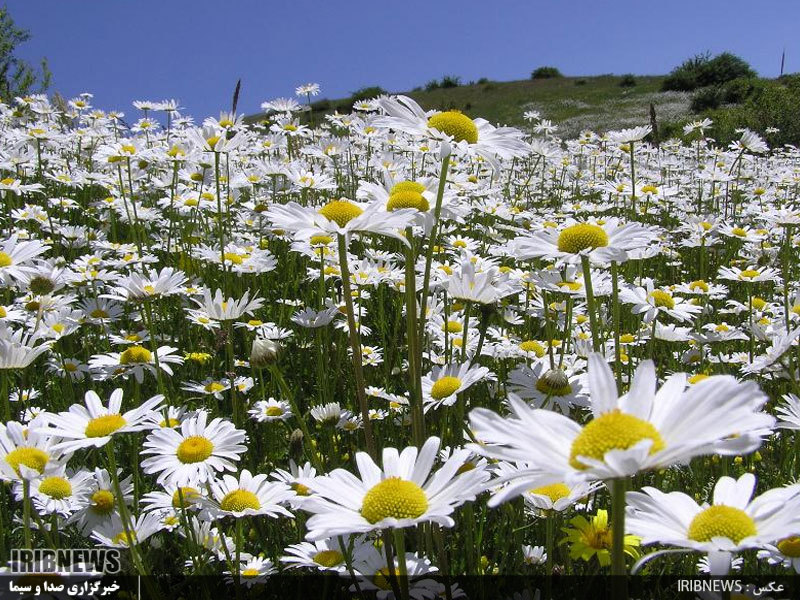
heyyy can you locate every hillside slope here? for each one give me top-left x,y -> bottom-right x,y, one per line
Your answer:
254,75 -> 693,138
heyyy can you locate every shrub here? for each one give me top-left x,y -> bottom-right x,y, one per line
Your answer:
619,74 -> 636,87
439,75 -> 461,88
531,66 -> 562,79
698,52 -> 756,87
721,77 -> 756,104
702,75 -> 800,146
574,79 -> 587,86
424,79 -> 440,92
477,77 -> 489,84
663,52 -> 755,92
690,87 -> 723,112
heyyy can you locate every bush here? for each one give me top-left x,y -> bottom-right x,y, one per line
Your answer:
424,79 -> 440,92
531,66 -> 562,79
698,53 -> 756,87
663,52 -> 755,92
721,77 -> 757,104
574,79 -> 587,86
477,77 -> 489,84
439,75 -> 461,88
619,74 -> 637,87
690,87 -> 723,112
702,75 -> 800,146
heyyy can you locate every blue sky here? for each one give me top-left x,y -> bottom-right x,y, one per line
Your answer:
8,1 -> 799,119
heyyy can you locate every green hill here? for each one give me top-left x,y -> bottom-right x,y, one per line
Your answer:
252,75 -> 694,138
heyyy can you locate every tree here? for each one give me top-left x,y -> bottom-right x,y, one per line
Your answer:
0,6 -> 50,101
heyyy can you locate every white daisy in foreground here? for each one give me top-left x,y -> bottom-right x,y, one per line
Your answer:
141,411 -> 246,486
268,198 -> 416,246
39,388 -> 163,453
205,469 -> 294,519
373,94 -> 529,163
88,345 -> 183,383
626,474 -> 800,575
509,217 -> 657,266
468,353 -> 774,494
0,417 -> 69,481
421,362 -> 491,411
301,436 -> 489,540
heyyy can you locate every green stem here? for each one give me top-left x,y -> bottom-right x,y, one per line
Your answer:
581,255 -> 601,352
336,234 -> 376,459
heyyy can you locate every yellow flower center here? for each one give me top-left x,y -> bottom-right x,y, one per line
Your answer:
569,410 -> 665,470
0,252 -> 13,268
241,568 -> 260,578
390,181 -> 426,195
90,490 -> 115,514
85,414 -> 127,438
265,406 -> 284,416
5,447 -> 48,475
535,370 -> 572,396
172,487 -> 201,508
687,505 -> 757,544
556,281 -> 582,291
386,190 -> 429,212
90,309 -> 109,319
731,227 -> 748,237
204,382 -> 226,393
223,252 -> 244,265
318,200 -> 364,227
430,376 -> 462,400
1,177 -> 15,185
444,320 -> 463,333
427,111 -> 478,144
649,290 -> 675,309
206,135 -> 221,149
739,269 -> 760,280
39,476 -> 72,499
310,234 -> 333,246
119,346 -> 152,364
313,550 -> 344,567
519,340 -> 545,356
291,482 -> 311,496
557,224 -> 609,254
688,374 -> 710,384
531,482 -> 571,503
220,489 -> 261,512
111,531 -> 137,546
689,280 -> 709,292
360,477 -> 428,523
777,536 -> 800,557
176,436 -> 214,464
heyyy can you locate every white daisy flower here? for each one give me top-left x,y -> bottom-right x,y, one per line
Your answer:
38,388 -> 163,453
421,362 -> 491,411
141,411 -> 246,486
627,474 -> 800,574
205,469 -> 294,519
469,354 -> 774,497
301,436 -> 490,540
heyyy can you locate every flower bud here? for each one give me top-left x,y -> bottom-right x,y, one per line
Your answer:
250,338 -> 280,368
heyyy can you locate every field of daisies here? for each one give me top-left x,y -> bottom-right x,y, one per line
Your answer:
1,84 -> 800,597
